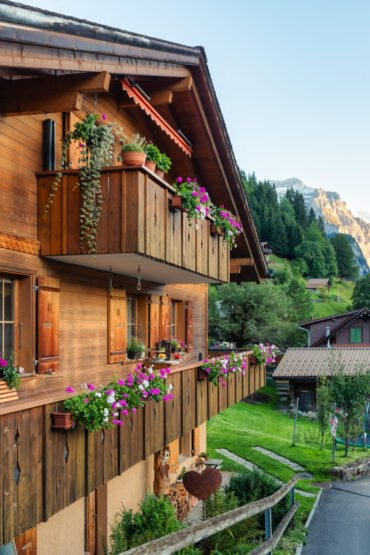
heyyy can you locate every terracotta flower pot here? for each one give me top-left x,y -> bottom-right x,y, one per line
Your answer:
145,160 -> 156,172
197,368 -> 209,381
210,223 -> 223,237
122,151 -> 146,166
155,169 -> 165,179
169,195 -> 183,211
51,411 -> 74,430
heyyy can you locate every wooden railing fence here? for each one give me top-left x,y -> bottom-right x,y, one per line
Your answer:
122,475 -> 299,555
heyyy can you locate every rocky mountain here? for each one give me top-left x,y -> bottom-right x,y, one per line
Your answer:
271,178 -> 370,275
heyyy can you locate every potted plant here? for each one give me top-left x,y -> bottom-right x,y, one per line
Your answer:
144,143 -> 161,172
170,339 -> 180,354
0,355 -> 22,390
51,411 -> 75,430
121,134 -> 147,166
211,205 -> 242,247
173,177 -> 212,221
127,337 -> 145,360
47,113 -> 121,254
156,152 -> 172,178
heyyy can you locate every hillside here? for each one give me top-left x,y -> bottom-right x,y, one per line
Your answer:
268,255 -> 354,319
271,178 -> 370,275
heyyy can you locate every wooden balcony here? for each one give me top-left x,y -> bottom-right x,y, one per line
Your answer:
0,356 -> 265,545
37,166 -> 230,284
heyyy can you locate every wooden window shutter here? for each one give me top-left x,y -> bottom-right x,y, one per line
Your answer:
149,295 -> 161,356
186,300 -> 194,352
108,288 -> 127,363
160,295 -> 171,341
37,276 -> 60,374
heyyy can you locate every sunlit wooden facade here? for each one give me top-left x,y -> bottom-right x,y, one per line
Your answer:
0,2 -> 267,553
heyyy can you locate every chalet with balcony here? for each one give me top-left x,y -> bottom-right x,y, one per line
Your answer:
0,2 -> 267,553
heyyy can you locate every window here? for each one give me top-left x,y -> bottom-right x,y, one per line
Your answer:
350,327 -> 362,343
171,300 -> 177,340
127,297 -> 137,343
0,277 -> 15,356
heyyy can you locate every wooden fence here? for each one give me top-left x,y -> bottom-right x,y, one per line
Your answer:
123,476 -> 299,555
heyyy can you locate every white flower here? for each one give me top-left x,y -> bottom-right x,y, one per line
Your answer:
103,408 -> 109,416
113,412 -> 119,417
95,392 -> 102,398
168,384 -> 173,391
103,417 -> 108,423
138,384 -> 144,391
107,395 -> 115,404
142,379 -> 149,388
18,367 -> 24,375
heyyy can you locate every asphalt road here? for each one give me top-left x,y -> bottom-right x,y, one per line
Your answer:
303,477 -> 370,555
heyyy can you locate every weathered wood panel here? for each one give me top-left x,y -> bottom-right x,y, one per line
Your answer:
165,373 -> 182,445
119,406 -> 145,473
227,374 -> 236,407
182,369 -> 196,435
207,383 -> 219,419
235,372 -> 243,402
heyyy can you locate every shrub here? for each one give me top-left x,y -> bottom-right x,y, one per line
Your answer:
144,143 -> 161,163
109,494 -> 182,554
225,470 -> 290,531
157,152 -> 172,173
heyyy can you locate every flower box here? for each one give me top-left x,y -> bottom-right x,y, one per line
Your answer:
51,411 -> 74,430
169,195 -> 183,211
197,368 -> 209,381
210,223 -> 223,237
0,379 -> 18,404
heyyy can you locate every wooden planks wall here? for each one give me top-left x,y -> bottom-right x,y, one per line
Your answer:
0,362 -> 265,545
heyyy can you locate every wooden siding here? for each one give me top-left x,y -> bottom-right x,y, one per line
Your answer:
0,360 -> 265,545
37,167 -> 230,283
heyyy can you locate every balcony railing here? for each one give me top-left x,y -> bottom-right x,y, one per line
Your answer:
36,166 -> 230,283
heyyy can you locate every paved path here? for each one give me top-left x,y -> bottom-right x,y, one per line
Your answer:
252,446 -> 305,472
303,477 -> 370,554
216,448 -> 315,498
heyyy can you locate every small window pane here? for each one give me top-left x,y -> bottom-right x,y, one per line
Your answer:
350,327 -> 362,343
4,324 -> 13,355
4,280 -> 13,322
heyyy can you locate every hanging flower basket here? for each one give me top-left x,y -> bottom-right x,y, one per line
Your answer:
51,411 -> 75,430
210,223 -> 222,237
197,368 -> 209,381
169,195 -> 183,211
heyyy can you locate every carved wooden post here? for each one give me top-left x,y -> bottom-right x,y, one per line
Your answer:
154,449 -> 170,496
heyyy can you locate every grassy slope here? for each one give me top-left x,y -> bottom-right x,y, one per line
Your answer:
268,255 -> 354,318
207,387 -> 369,550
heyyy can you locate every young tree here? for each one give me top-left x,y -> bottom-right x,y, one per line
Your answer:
316,378 -> 332,449
330,234 -> 359,280
329,368 -> 370,456
352,274 -> 370,309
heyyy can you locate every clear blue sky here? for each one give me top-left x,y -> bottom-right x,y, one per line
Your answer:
19,0 -> 370,214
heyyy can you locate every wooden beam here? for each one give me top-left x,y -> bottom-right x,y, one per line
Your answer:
0,91 -> 83,116
0,71 -> 111,96
171,76 -> 193,92
151,89 -> 173,106
230,257 -> 254,273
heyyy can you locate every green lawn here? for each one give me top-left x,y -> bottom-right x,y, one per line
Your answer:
311,278 -> 354,318
207,386 -> 369,552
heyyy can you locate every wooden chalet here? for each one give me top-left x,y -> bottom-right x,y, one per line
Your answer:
0,2 -> 267,553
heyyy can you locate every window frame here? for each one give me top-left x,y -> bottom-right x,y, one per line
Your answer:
349,326 -> 363,344
126,296 -> 137,344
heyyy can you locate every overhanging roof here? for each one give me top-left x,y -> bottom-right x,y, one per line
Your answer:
0,0 -> 268,281
273,347 -> 370,379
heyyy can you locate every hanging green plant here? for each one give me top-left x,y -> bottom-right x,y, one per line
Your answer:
47,113 -> 123,254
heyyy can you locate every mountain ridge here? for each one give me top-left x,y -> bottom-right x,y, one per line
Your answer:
270,178 -> 370,275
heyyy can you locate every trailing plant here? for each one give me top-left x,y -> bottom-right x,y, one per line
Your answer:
48,113 -> 121,254
200,352 -> 247,386
174,177 -> 212,221
0,354 -> 23,390
121,133 -> 146,153
251,343 -> 279,365
211,205 -> 242,246
108,494 -> 182,554
64,363 -> 173,432
126,337 -> 145,359
157,152 -> 172,173
144,143 -> 161,163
